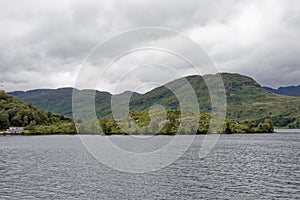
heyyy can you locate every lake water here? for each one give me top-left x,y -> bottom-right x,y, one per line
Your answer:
0,132 -> 299,199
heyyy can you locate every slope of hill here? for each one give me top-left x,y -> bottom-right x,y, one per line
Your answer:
10,88 -> 76,116
8,73 -> 300,128
0,90 -> 75,133
9,88 -> 113,117
129,73 -> 300,128
263,85 -> 300,97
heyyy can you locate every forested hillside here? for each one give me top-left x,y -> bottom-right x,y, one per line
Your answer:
0,91 -> 75,134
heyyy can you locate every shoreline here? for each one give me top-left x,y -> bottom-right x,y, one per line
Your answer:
0,132 -> 283,136
2,129 -> 300,136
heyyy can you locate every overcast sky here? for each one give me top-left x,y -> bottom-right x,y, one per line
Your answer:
1,0 -> 300,93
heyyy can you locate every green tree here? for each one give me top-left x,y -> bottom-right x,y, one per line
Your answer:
257,119 -> 274,133
224,120 -> 232,134
0,111 -> 9,129
100,119 -> 112,135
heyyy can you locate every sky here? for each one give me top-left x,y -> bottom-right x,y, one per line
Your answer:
0,0 -> 300,93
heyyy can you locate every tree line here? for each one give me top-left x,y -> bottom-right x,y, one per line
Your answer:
77,110 -> 274,135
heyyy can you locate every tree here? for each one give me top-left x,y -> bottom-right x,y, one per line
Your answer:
165,114 -> 176,134
100,119 -> 112,135
0,111 -> 9,129
150,120 -> 159,134
224,120 -> 232,134
257,119 -> 274,133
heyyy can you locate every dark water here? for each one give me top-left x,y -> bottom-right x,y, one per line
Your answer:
0,133 -> 299,199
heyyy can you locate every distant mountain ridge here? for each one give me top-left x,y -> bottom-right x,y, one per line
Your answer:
8,73 -> 300,128
9,88 -> 112,118
263,85 -> 300,97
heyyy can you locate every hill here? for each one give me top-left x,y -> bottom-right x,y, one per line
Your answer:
0,90 -> 75,134
263,85 -> 300,97
9,88 -> 113,117
8,73 -> 300,128
129,73 -> 300,128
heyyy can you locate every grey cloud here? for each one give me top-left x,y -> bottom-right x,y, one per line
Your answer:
0,0 -> 299,92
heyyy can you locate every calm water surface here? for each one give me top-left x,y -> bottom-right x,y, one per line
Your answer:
0,132 -> 299,199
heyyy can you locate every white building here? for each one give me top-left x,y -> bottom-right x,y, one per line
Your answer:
6,127 -> 24,134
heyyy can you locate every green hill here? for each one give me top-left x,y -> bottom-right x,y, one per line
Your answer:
9,88 -> 113,117
8,73 -> 300,128
10,88 -> 79,117
0,90 -> 75,134
129,73 -> 300,128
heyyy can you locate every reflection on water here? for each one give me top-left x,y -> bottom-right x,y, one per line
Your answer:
0,133 -> 299,199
